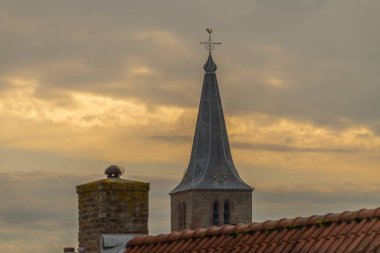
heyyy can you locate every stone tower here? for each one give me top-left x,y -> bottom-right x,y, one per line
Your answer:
77,165 -> 149,253
170,31 -> 253,231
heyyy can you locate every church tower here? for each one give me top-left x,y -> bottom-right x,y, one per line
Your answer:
170,30 -> 253,231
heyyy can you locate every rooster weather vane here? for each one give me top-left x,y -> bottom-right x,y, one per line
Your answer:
200,28 -> 221,51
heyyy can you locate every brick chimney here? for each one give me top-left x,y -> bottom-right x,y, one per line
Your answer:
76,165 -> 149,253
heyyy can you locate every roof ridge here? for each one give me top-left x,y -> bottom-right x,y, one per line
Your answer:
127,206 -> 380,247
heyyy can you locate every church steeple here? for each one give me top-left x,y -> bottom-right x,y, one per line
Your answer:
171,30 -> 252,195
170,30 -> 253,231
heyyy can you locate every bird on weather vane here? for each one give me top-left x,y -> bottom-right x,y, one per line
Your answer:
200,28 -> 221,51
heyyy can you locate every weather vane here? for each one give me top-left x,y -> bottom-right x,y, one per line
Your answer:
200,28 -> 221,51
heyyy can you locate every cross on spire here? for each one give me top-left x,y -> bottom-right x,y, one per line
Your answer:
200,28 -> 221,51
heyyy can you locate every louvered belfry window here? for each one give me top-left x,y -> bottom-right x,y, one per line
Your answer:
224,201 -> 230,224
213,201 -> 219,226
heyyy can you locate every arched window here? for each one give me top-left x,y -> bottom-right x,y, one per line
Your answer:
224,201 -> 230,224
213,201 -> 219,226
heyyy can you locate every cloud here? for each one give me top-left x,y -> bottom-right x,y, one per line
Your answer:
0,0 -> 379,131
232,142 -> 357,154
256,183 -> 380,205
0,172 -> 79,226
0,78 -> 190,128
254,182 -> 380,221
149,135 -> 192,143
130,66 -> 154,75
0,171 -> 178,252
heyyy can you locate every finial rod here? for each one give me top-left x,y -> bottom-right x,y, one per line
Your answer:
200,28 -> 221,51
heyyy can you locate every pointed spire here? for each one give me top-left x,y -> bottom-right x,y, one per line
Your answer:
170,31 -> 252,194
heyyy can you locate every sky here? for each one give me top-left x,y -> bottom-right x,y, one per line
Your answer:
1,0 -> 380,252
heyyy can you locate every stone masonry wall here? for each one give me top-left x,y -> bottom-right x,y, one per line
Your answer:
171,190 -> 252,231
77,179 -> 149,253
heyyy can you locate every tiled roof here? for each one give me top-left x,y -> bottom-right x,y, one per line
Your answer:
125,207 -> 380,253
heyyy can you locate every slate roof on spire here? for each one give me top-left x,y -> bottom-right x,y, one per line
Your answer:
170,52 -> 252,194
203,52 -> 217,73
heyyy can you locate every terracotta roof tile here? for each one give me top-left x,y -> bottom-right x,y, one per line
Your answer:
280,229 -> 304,253
369,232 -> 380,252
356,231 -> 377,252
126,207 -> 380,253
319,223 -> 344,252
